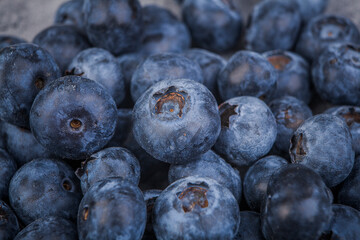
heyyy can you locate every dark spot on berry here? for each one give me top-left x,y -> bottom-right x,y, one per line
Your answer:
219,102 -> 238,128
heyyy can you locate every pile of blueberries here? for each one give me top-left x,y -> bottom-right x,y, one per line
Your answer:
1,0 -> 360,239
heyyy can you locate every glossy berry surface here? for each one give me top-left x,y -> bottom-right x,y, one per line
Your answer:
9,158 -> 82,225
0,148 -> 17,199
168,150 -> 242,202
234,211 -> 265,240
0,43 -> 61,128
133,79 -> 220,164
77,177 -> 146,240
290,114 -> 354,187
0,200 -> 20,240
214,96 -> 277,167
153,176 -> 240,240
30,75 -> 117,160
217,51 -> 277,102
76,147 -> 140,194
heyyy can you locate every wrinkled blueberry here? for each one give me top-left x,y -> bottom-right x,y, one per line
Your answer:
14,216 -> 77,240
9,158 -> 82,225
263,50 -> 311,103
168,150 -> 241,202
217,51 -> 277,102
54,0 -> 85,30
214,96 -> 277,168
182,0 -> 242,52
234,211 -> 265,240
75,147 -> 140,194
30,76 -> 117,160
0,35 -> 26,50
131,53 -> 203,102
133,79 -> 220,164
245,0 -> 301,52
262,164 -> 332,240
77,177 -> 146,240
83,0 -> 143,55
0,149 -> 17,199
0,43 -> 61,128
296,15 -> 360,61
0,200 -> 20,240
244,155 -> 288,211
68,47 -> 126,106
153,176 -> 240,240
290,114 -> 354,187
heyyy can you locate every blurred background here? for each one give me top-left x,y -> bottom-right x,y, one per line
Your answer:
0,0 -> 359,41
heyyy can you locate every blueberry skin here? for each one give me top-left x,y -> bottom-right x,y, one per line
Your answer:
33,25 -> 91,73
244,155 -> 288,212
1,121 -> 52,166
68,47 -> 126,106
0,200 -> 20,240
0,149 -> 17,199
0,35 -> 26,50
75,147 -> 140,194
245,1 -> 301,53
290,114 -> 354,187
325,106 -> 360,155
262,164 -> 332,240
140,5 -> 191,56
0,43 -> 61,128
14,216 -> 77,240
234,211 -> 265,240
183,48 -> 226,101
312,43 -> 360,106
182,0 -> 242,52
77,177 -> 146,240
214,96 -> 277,168
169,150 -> 242,202
107,108 -> 133,147
30,76 -> 117,160
263,50 -> 311,104
217,51 -> 277,102
54,0 -> 85,30
269,96 -> 312,155
153,176 -> 240,240
83,0 -> 143,55
9,158 -> 82,225
133,79 -> 220,164
131,53 -> 203,102
295,15 -> 360,61
338,156 -> 360,211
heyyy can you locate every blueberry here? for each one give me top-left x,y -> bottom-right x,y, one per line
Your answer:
77,177 -> 146,240
182,0 -> 242,52
312,43 -> 360,105
140,5 -> 191,55
234,211 -> 265,240
9,158 -> 82,225
0,149 -> 17,199
325,106 -> 360,155
133,79 -> 220,164
33,25 -> 91,73
1,121 -> 52,166
54,0 -> 85,30
153,176 -> 240,240
14,216 -> 77,240
0,43 -> 61,128
217,51 -> 277,102
290,114 -> 354,187
68,47 -> 126,106
0,200 -> 20,240
183,48 -> 226,101
263,50 -> 311,103
143,189 -> 162,240
269,96 -> 312,156
214,96 -> 277,168
130,53 -> 203,102
245,1 -> 301,53
296,15 -> 360,61
168,150 -> 242,202
338,156 -> 360,211
106,108 -> 133,147
75,147 -> 140,194
262,164 -> 332,240
0,35 -> 26,50
243,155 -> 288,212
83,0 -> 143,55
30,75 -> 117,160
